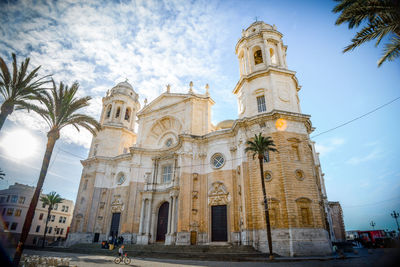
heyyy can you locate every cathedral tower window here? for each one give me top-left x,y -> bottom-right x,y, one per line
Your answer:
115,107 -> 120,118
125,108 -> 131,121
162,165 -> 173,183
165,138 -> 173,147
117,173 -> 125,185
254,47 -> 263,65
263,150 -> 270,162
257,95 -> 266,113
106,105 -> 112,118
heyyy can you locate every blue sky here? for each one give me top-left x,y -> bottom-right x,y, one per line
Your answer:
0,0 -> 399,232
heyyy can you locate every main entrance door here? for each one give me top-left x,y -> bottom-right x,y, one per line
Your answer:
109,213 -> 121,238
156,202 -> 169,242
211,205 -> 227,242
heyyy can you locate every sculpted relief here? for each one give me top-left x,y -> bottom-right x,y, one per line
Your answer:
208,182 -> 230,206
111,196 -> 124,213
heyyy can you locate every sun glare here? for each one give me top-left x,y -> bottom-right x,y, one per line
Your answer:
0,129 -> 39,160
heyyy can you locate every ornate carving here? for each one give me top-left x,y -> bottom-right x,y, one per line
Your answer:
208,182 -> 230,205
111,196 -> 124,213
192,191 -> 198,199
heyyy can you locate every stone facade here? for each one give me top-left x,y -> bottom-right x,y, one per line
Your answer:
67,21 -> 334,256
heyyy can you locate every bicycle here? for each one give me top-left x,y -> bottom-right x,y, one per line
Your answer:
114,253 -> 131,264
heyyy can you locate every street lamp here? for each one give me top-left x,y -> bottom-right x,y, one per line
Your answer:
391,210 -> 400,233
370,221 -> 376,230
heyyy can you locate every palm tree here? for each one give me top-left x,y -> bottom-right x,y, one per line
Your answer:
0,168 -> 5,179
13,80 -> 101,265
245,133 -> 278,259
333,0 -> 400,66
40,192 -> 63,248
0,53 -> 50,130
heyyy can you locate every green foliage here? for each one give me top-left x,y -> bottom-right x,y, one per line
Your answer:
0,53 -> 50,129
245,133 -> 278,160
40,191 -> 63,210
26,80 -> 102,138
0,168 -> 5,179
333,0 -> 400,66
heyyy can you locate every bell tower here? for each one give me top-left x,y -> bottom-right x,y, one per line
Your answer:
89,81 -> 140,158
233,21 -> 301,119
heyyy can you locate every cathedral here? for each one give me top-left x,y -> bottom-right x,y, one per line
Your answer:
67,21 -> 334,256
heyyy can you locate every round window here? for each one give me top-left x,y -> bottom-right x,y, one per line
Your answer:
264,171 -> 272,182
117,174 -> 125,185
165,138 -> 173,147
211,153 -> 225,169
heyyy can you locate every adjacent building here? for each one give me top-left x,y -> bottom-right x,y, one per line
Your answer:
68,21 -> 336,256
0,183 -> 74,246
328,201 -> 346,242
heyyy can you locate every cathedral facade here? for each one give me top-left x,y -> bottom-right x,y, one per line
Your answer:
67,21 -> 333,256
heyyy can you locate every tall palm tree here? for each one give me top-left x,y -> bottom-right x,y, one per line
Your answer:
13,80 -> 101,265
245,133 -> 278,259
0,53 -> 50,130
333,0 -> 400,66
0,168 -> 5,179
40,192 -> 63,248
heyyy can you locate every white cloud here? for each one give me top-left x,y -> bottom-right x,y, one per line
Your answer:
0,0 -> 230,148
347,150 -> 383,165
314,137 -> 345,157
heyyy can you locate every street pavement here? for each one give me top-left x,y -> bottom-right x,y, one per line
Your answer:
16,247 -> 400,267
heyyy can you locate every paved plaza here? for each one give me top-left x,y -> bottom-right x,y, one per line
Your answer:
12,247 -> 399,267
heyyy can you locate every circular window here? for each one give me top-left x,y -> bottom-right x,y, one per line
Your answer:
295,170 -> 304,181
165,138 -> 173,147
264,171 -> 272,182
211,153 -> 225,169
117,174 -> 125,185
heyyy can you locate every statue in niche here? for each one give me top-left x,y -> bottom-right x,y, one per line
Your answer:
254,50 -> 263,65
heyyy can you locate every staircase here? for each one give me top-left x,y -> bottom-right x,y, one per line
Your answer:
47,243 -> 269,261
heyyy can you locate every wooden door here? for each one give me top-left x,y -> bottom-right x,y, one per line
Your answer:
211,205 -> 227,242
156,202 -> 169,241
109,213 -> 121,238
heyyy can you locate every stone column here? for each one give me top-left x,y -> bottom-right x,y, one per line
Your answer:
276,42 -> 284,68
167,197 -> 173,234
120,103 -> 126,123
145,198 -> 152,235
171,196 -> 177,234
246,48 -> 252,73
138,198 -> 146,234
263,39 -> 271,66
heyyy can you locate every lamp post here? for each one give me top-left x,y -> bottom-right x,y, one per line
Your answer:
391,210 -> 400,233
370,221 -> 376,230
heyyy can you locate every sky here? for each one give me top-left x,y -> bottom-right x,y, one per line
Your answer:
0,0 -> 399,233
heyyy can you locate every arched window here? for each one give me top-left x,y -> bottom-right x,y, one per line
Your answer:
254,48 -> 263,65
115,107 -> 120,118
270,48 -> 277,65
125,108 -> 131,121
106,105 -> 112,118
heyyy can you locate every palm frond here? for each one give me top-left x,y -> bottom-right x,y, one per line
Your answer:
378,34 -> 400,66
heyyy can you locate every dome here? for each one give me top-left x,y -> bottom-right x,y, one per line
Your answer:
110,80 -> 137,99
216,120 -> 235,130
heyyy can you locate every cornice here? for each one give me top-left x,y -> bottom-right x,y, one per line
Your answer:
233,67 -> 300,94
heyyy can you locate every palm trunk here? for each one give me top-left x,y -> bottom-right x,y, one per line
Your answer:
42,207 -> 52,248
0,103 -> 13,131
13,134 -> 57,265
259,155 -> 273,258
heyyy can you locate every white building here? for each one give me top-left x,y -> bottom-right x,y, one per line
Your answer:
0,183 -> 74,246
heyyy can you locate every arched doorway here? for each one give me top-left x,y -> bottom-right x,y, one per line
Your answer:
156,202 -> 169,242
